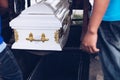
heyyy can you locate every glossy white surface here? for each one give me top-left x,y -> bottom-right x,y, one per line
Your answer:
10,15 -> 61,29
12,30 -> 62,51
10,0 -> 70,51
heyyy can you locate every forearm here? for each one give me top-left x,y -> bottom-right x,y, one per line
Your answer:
88,0 -> 110,34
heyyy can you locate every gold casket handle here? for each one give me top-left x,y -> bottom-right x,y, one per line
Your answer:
40,33 -> 49,42
26,33 -> 49,42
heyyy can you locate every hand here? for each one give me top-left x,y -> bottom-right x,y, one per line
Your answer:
80,31 -> 99,54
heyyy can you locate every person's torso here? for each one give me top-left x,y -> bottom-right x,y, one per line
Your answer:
0,16 -> 6,53
103,0 -> 120,21
0,16 -> 3,44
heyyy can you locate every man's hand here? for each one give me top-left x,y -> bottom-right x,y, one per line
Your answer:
80,31 -> 99,54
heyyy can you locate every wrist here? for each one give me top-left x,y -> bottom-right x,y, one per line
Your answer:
87,28 -> 98,35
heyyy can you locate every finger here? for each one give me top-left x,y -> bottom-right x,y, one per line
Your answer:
82,46 -> 90,53
88,47 -> 94,53
92,46 -> 100,53
80,44 -> 92,53
87,45 -> 99,54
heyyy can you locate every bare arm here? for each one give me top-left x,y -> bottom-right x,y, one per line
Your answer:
80,0 -> 110,53
88,0 -> 110,34
0,0 -> 8,8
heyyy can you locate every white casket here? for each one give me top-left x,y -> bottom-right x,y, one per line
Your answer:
10,0 -> 71,51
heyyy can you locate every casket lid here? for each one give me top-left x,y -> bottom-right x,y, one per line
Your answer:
10,0 -> 70,29
10,15 -> 61,29
21,0 -> 70,17
21,1 -> 54,15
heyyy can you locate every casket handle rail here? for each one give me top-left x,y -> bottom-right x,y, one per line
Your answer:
26,33 -> 49,42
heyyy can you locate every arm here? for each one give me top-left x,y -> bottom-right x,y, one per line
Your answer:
0,0 -> 8,8
0,0 -> 8,15
88,0 -> 110,34
80,0 -> 110,53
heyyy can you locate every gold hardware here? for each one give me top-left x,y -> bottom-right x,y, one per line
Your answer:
40,33 -> 49,42
26,33 -> 49,42
54,30 -> 59,43
26,33 -> 34,42
54,28 -> 65,43
14,29 -> 19,42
